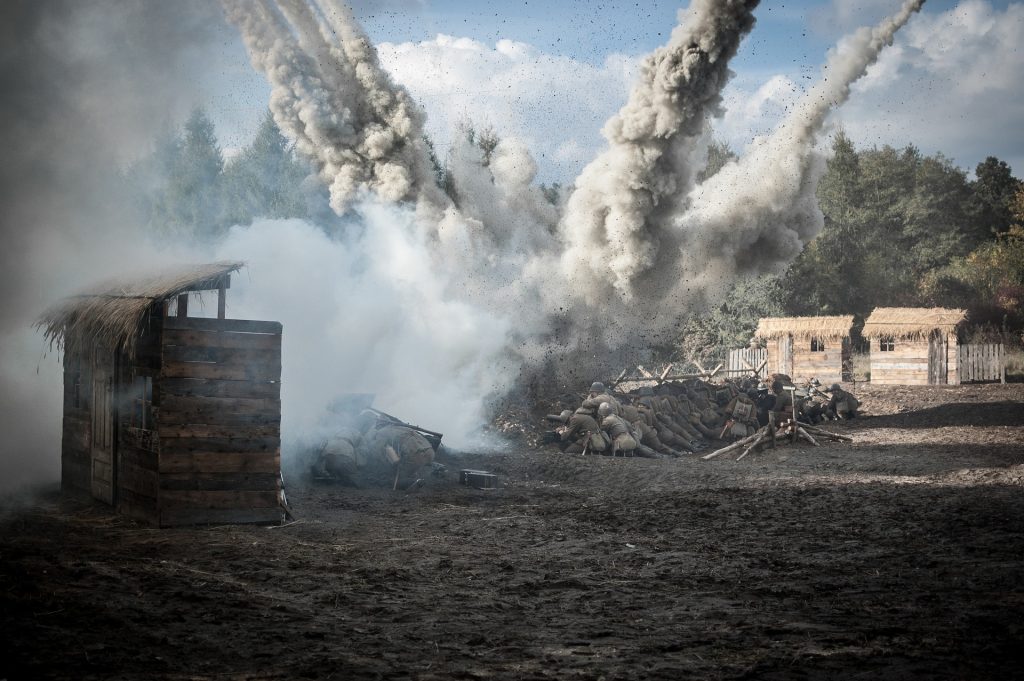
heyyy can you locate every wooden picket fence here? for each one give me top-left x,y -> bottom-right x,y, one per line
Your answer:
727,348 -> 768,377
959,343 -> 1005,384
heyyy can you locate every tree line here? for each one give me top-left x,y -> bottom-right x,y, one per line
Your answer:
130,109 -> 1023,356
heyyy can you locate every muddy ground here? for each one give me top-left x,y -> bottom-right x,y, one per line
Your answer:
2,384 -> 1023,680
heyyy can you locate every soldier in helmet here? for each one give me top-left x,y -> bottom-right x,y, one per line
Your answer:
598,402 -> 638,456
558,407 -> 608,454
581,381 -> 622,416
358,411 -> 436,489
311,426 -> 364,482
828,383 -> 861,419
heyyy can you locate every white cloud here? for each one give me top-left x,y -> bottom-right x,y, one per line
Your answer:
715,0 -> 1024,176
838,0 -> 1024,173
376,34 -> 639,183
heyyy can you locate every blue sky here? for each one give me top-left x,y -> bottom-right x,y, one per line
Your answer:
203,0 -> 1024,183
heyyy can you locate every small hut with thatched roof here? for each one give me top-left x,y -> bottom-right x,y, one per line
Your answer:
754,316 -> 855,385
38,262 -> 284,526
862,307 -> 965,385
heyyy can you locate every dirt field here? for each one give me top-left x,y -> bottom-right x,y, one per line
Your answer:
2,384 -> 1023,680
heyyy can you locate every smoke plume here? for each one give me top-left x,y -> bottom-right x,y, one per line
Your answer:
664,0 -> 927,306
558,0 -> 760,303
221,0 -> 447,217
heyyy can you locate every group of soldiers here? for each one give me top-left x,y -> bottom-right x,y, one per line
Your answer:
546,375 -> 861,457
306,410 -> 438,488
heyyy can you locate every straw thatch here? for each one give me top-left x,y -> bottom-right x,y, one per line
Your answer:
862,307 -> 966,339
37,261 -> 244,361
755,316 -> 854,341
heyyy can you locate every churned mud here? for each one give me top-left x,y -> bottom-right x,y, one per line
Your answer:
2,384 -> 1023,680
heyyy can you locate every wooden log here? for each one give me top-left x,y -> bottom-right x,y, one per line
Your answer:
801,425 -> 853,442
736,431 -> 766,461
609,368 -> 629,389
797,427 -> 819,446
702,428 -> 764,460
659,364 -> 674,381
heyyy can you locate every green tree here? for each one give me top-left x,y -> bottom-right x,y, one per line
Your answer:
178,108 -> 225,237
971,156 -> 1021,239
222,111 -> 309,225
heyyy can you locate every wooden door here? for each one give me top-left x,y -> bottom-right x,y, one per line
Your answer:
928,332 -> 947,385
779,335 -> 793,376
90,356 -> 115,504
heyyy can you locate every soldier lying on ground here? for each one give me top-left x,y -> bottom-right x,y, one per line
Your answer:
311,427 -> 365,482
357,410 -> 436,488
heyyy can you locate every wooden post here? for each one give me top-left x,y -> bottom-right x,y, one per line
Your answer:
176,294 -> 188,318
218,281 -> 227,320
1000,343 -> 1006,384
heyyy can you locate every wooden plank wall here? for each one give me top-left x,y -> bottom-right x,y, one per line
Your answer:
947,334 -> 959,385
116,313 -> 162,525
155,316 -> 283,526
61,350 -> 91,494
870,338 -> 930,385
791,338 -> 844,385
727,348 -> 767,377
959,343 -> 1005,384
766,341 -> 781,376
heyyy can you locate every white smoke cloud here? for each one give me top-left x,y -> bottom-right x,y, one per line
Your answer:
557,0 -> 760,302
209,212 -> 516,451
662,0 -> 926,308
221,0 -> 447,216
375,34 -> 640,183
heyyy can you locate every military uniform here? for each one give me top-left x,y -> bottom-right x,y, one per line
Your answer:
829,384 -> 861,419
600,411 -> 638,456
560,410 -> 608,453
360,423 -> 436,483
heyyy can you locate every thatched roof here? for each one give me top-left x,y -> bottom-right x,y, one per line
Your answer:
37,261 -> 244,360
862,307 -> 966,339
755,316 -> 854,340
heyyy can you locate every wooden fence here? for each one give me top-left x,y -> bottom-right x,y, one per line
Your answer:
727,348 -> 768,377
959,343 -> 1005,384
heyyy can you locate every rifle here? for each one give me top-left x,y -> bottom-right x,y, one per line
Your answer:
367,407 -> 444,449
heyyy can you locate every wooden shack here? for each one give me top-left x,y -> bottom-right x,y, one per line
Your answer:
863,307 -> 965,385
38,262 -> 284,526
754,316 -> 854,384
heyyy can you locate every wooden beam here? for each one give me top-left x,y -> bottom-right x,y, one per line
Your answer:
217,279 -> 227,320
659,364 -> 674,382
176,294 -> 189,318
